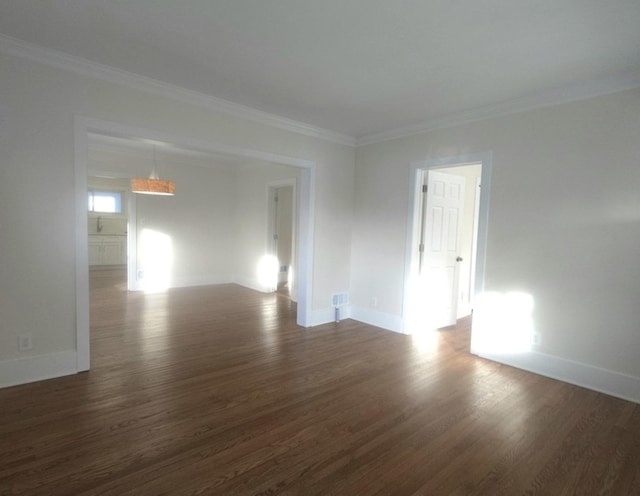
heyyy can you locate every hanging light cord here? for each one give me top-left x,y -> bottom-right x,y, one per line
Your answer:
150,146 -> 159,180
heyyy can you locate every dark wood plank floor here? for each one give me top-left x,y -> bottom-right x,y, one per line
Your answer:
1,268 -> 639,495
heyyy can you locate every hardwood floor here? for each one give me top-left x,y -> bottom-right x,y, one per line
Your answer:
1,269 -> 639,495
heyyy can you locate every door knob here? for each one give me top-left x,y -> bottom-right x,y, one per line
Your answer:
456,256 -> 463,262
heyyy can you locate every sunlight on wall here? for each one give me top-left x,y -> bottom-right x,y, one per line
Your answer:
257,255 -> 279,292
471,291 -> 535,355
139,228 -> 173,292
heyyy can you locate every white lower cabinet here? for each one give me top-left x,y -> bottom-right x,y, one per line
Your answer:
89,235 -> 127,266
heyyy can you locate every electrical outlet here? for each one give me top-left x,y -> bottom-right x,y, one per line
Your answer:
371,296 -> 378,308
18,333 -> 33,352
530,331 -> 541,346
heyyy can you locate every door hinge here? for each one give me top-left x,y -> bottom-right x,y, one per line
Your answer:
418,243 -> 424,252
422,184 -> 428,193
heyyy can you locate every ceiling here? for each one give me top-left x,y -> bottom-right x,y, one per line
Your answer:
1,1 -> 640,143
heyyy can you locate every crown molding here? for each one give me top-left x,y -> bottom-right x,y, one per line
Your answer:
356,70 -> 640,146
3,33 -> 639,150
0,34 -> 356,147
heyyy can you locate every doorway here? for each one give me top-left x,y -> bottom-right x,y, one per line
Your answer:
417,168 -> 468,329
403,153 -> 491,335
267,180 -> 297,300
74,117 -> 316,372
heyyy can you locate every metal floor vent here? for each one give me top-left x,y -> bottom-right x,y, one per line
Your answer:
331,292 -> 349,307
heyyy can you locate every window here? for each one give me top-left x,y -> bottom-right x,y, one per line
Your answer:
88,191 -> 123,213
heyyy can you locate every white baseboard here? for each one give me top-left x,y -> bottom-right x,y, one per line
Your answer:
350,306 -> 407,334
308,305 -> 405,333
0,350 -> 78,389
130,274 -> 235,291
477,350 -> 640,404
4,324 -> 636,407
170,274 -> 234,289
233,275 -> 273,294
344,306 -> 639,404
308,305 -> 352,327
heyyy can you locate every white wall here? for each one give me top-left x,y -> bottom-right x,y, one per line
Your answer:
134,157 -> 237,289
353,88 -> 640,401
89,146 -> 304,292
88,146 -> 237,286
0,50 -> 354,387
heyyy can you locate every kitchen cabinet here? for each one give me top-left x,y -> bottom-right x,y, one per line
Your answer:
88,235 -> 127,266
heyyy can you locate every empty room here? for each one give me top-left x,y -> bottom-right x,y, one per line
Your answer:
1,2 -> 639,495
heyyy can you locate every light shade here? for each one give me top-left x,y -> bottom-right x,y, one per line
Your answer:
130,178 -> 176,195
131,145 -> 176,196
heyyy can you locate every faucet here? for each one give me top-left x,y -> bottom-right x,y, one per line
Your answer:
97,216 -> 103,233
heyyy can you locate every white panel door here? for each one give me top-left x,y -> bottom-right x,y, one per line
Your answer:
419,170 -> 466,329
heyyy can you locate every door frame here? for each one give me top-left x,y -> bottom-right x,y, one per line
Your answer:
74,116 -> 316,372
402,152 -> 492,334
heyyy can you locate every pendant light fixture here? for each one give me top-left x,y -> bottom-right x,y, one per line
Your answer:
131,145 -> 176,196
